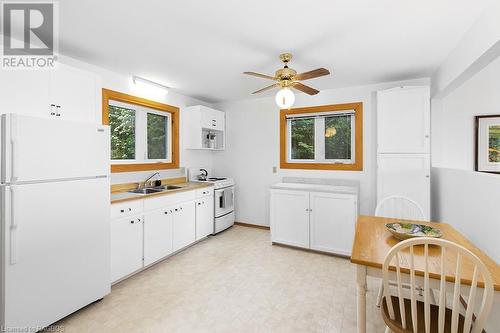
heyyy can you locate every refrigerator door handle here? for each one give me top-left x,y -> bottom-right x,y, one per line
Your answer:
10,115 -> 18,182
9,187 -> 18,265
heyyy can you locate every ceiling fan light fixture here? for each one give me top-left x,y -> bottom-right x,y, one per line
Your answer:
275,87 -> 295,109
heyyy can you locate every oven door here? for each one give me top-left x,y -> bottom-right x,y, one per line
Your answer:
214,186 -> 234,217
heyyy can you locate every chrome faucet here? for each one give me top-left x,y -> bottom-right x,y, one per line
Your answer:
139,172 -> 160,189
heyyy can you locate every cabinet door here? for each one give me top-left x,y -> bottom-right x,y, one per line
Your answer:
377,86 -> 430,153
200,106 -> 224,131
195,195 -> 214,240
309,192 -> 357,256
270,189 -> 310,248
49,63 -> 96,123
110,215 -> 143,283
144,208 -> 173,266
172,201 -> 196,251
377,154 -> 430,220
0,70 -> 50,118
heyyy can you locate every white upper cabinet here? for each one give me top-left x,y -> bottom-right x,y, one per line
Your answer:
377,86 -> 430,153
184,105 -> 225,150
0,70 -> 50,118
0,63 -> 97,123
49,64 -> 97,123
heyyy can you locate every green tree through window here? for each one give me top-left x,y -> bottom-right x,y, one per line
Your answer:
147,113 -> 168,159
291,118 -> 315,159
109,105 -> 135,159
325,115 -> 351,160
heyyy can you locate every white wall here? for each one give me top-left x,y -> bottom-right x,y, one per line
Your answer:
213,78 -> 430,227
58,56 -> 215,184
431,54 -> 500,264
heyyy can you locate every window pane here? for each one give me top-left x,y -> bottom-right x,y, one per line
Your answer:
109,105 -> 135,160
147,113 -> 168,159
291,118 -> 315,159
325,115 -> 352,160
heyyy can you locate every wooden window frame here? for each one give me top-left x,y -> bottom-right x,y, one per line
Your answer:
102,88 -> 179,173
280,102 -> 363,171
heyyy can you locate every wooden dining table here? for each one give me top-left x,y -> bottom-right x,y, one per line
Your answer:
350,215 -> 500,333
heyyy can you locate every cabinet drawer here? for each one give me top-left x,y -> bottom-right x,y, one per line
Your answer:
111,200 -> 144,219
196,187 -> 214,198
144,191 -> 196,212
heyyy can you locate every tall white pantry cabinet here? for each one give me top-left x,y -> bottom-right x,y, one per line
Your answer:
376,86 -> 431,219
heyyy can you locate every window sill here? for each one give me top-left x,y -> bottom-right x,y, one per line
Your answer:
111,161 -> 179,173
280,161 -> 363,171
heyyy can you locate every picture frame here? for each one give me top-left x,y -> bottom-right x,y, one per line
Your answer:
475,115 -> 500,173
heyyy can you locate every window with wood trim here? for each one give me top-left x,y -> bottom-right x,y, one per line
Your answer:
102,88 -> 179,173
280,103 -> 363,171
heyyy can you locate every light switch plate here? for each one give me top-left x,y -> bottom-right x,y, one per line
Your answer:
272,166 -> 277,173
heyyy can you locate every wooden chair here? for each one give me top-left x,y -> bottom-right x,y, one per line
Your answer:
381,237 -> 494,333
375,195 -> 427,307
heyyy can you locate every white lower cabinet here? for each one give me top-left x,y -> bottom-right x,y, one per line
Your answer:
309,192 -> 357,256
270,190 -> 310,248
110,215 -> 144,282
110,186 -> 214,284
270,189 -> 358,256
195,195 -> 214,240
172,201 -> 196,251
143,208 -> 173,266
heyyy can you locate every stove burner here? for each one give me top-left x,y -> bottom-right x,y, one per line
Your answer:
208,177 -> 227,181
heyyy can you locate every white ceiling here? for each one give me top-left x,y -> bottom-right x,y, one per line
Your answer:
59,0 -> 492,103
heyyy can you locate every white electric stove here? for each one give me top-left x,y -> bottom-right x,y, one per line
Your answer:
188,168 -> 235,234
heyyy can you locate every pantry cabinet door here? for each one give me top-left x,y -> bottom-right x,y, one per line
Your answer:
172,201 -> 196,251
144,208 -> 173,266
377,86 -> 430,153
309,192 -> 357,256
270,189 -> 310,248
377,154 -> 431,220
49,63 -> 96,123
110,215 -> 143,283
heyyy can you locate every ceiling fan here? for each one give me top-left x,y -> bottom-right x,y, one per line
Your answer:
243,53 -> 330,108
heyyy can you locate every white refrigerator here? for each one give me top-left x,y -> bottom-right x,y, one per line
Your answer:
0,114 -> 111,330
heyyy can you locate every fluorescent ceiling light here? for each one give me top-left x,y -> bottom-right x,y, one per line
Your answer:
132,76 -> 169,94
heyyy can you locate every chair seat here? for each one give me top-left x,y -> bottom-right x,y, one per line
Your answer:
381,296 -> 465,333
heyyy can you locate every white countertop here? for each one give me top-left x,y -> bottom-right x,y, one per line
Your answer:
270,182 -> 359,195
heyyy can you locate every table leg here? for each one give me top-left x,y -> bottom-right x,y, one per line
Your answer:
356,264 -> 367,333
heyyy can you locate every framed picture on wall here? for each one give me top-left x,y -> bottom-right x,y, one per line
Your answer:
475,115 -> 500,173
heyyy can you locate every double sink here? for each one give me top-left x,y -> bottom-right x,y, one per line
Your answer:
128,185 -> 184,195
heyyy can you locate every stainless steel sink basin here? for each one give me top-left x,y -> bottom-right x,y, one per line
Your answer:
128,188 -> 163,194
128,185 -> 183,195
165,185 -> 182,190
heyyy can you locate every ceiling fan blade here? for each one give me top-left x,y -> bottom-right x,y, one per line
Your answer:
295,68 -> 330,81
252,83 -> 279,94
292,82 -> 320,95
243,71 -> 277,80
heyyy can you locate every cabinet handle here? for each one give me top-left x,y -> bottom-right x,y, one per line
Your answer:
55,105 -> 61,116
197,202 -> 201,206
180,207 -> 183,210
164,211 -> 168,214
175,208 -> 178,211
130,220 -> 135,224
137,218 -> 141,223
50,104 -> 56,116
425,175 -> 430,178
128,208 -> 132,211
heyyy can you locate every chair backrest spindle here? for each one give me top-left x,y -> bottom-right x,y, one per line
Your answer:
381,237 -> 494,333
